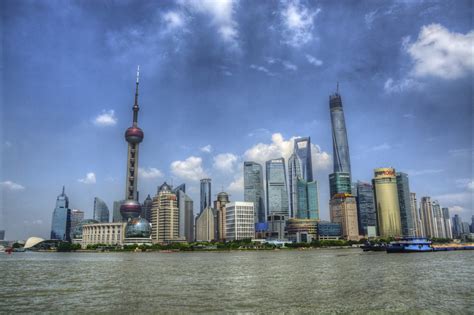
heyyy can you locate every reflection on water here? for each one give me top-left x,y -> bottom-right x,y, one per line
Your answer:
1,249 -> 472,313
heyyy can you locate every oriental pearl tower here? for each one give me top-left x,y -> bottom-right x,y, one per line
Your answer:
120,66 -> 151,238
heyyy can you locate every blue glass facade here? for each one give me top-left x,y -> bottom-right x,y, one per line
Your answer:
329,172 -> 351,198
288,137 -> 313,218
296,178 -> 319,220
356,181 -> 377,236
244,161 -> 266,223
330,91 -> 351,175
288,153 -> 301,218
396,172 -> 415,237
50,187 -> 71,241
200,178 -> 211,214
318,221 -> 342,237
93,197 -> 110,223
265,158 -> 289,217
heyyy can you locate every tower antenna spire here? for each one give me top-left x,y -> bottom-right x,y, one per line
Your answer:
133,65 -> 140,124
336,82 -> 339,94
62,185 -> 65,195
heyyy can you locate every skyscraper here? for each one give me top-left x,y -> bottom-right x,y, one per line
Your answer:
151,182 -> 180,243
356,181 -> 377,237
329,194 -> 359,241
396,172 -> 415,237
329,172 -> 351,197
50,186 -> 71,241
141,194 -> 153,223
420,197 -> 435,238
244,161 -> 265,223
288,137 -> 314,218
265,158 -> 289,217
373,168 -> 402,238
442,208 -> 453,239
225,202 -> 255,240
410,193 -> 423,237
214,191 -> 230,241
329,86 -> 351,175
296,178 -> 319,220
93,197 -> 110,223
70,209 -> 84,240
452,214 -> 463,239
173,184 -> 194,242
200,178 -> 212,214
112,200 -> 125,222
432,200 -> 446,238
195,207 -> 217,242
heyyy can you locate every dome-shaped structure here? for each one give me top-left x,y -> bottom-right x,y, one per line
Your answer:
120,199 -> 141,219
24,237 -> 45,249
73,219 -> 99,239
125,126 -> 144,144
217,191 -> 230,202
125,217 -> 151,238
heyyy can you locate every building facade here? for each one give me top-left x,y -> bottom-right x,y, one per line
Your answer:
452,214 -> 463,239
442,208 -> 453,239
373,168 -> 402,238
244,161 -> 266,223
396,172 -> 415,237
93,197 -> 110,223
173,184 -> 194,242
420,197 -> 435,238
329,194 -> 359,241
70,209 -> 85,240
51,186 -> 71,241
141,194 -> 153,223
318,221 -> 342,240
286,219 -> 318,243
200,178 -> 212,214
195,207 -> 217,242
329,172 -> 351,198
356,181 -> 377,237
225,202 -> 255,241
432,201 -> 446,238
214,192 -> 230,241
266,158 -> 289,217
410,193 -> 423,237
151,183 -> 181,243
112,200 -> 125,222
329,88 -> 351,175
296,178 -> 319,220
288,137 -> 313,218
81,222 -> 126,248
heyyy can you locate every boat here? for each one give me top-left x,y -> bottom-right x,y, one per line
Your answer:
360,241 -> 387,252
386,238 -> 433,253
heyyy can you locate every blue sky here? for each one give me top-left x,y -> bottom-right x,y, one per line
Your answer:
1,0 -> 473,240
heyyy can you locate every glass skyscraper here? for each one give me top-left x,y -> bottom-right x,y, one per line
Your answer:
356,181 -> 377,237
93,197 -> 110,223
396,172 -> 415,237
200,178 -> 211,214
141,194 -> 153,223
296,178 -> 319,220
329,172 -> 351,197
244,161 -> 266,223
265,158 -> 289,217
70,209 -> 84,240
173,184 -> 194,242
50,186 -> 71,241
329,88 -> 351,175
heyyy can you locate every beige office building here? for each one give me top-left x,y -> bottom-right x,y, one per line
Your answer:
420,197 -> 435,238
81,222 -> 126,248
329,194 -> 359,241
151,182 -> 181,243
373,168 -> 402,238
195,207 -> 217,242
214,192 -> 230,241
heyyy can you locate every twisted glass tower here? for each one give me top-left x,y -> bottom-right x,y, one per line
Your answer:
329,88 -> 351,175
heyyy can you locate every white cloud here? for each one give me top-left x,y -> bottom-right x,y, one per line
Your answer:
170,156 -> 207,181
405,24 -> 474,79
369,143 -> 392,151
250,64 -> 275,76
384,77 -> 422,94
281,0 -> 320,48
455,178 -> 474,191
406,169 -> 444,176
200,145 -> 213,153
93,110 -> 117,126
448,205 -> 464,213
213,153 -> 238,173
78,172 -> 96,184
0,181 -> 25,191
282,61 -> 297,71
163,11 -> 185,30
243,133 -> 331,171
227,174 -> 244,193
139,167 -> 163,179
435,192 -> 471,206
247,128 -> 270,137
305,54 -> 323,66
364,10 -> 377,29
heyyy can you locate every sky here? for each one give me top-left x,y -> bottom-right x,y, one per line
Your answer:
1,0 -> 473,240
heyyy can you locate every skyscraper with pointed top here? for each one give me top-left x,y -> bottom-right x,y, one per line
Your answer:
51,186 -> 71,241
329,85 -> 351,176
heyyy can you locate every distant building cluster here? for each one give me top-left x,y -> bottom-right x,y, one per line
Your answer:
42,79 -> 473,247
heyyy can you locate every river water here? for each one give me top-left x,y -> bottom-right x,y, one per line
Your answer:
1,249 -> 472,313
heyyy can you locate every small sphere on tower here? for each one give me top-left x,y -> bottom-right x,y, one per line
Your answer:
125,126 -> 144,144
120,199 -> 141,219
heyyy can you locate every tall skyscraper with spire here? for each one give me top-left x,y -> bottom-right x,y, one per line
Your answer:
329,84 -> 351,175
51,186 -> 71,241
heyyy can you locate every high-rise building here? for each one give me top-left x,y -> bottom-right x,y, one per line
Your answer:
432,201 -> 446,238
70,209 -> 84,240
50,186 -> 71,241
200,178 -> 212,214
173,184 -> 194,243
420,197 -> 435,238
373,168 -> 402,238
112,200 -> 125,222
329,193 -> 359,241
329,172 -> 351,198
452,214 -> 463,239
141,194 -> 153,223
461,222 -> 471,236
296,178 -> 319,220
288,137 -> 314,218
356,181 -> 377,237
471,215 -> 474,233
244,162 -> 265,223
0,230 -> 5,241
195,207 -> 217,242
119,67 -> 151,240
410,193 -> 423,237
214,191 -> 230,241
225,202 -> 255,241
266,158 -> 289,217
286,219 -> 318,243
151,182 -> 180,243
442,208 -> 453,239
396,172 -> 415,237
329,87 -> 351,175
93,197 -> 110,223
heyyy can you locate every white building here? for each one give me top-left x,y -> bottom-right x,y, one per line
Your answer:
81,222 -> 126,248
225,202 -> 255,241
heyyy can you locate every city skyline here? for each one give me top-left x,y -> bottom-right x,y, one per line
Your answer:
2,0 -> 473,240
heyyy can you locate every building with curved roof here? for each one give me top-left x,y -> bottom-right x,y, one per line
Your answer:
24,237 -> 45,249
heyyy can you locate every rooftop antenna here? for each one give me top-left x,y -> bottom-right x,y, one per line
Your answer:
336,82 -> 339,94
136,65 -> 140,83
62,185 -> 65,195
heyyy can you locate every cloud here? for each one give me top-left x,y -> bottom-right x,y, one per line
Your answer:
405,24 -> 474,79
227,174 -> 244,193
265,57 -> 298,71
250,64 -> 275,76
138,167 -> 163,179
406,169 -> 444,176
163,11 -> 185,30
384,77 -> 422,94
171,156 -> 207,181
449,148 -> 472,157
93,110 -> 117,126
0,181 -> 25,191
305,54 -> 323,66
78,172 -> 96,184
281,0 -> 321,48
243,133 -> 331,171
364,10 -> 377,29
455,178 -> 474,191
434,192 -> 472,206
369,143 -> 392,151
200,144 -> 212,153
448,205 -> 464,214
282,61 -> 297,71
247,128 -> 270,137
213,153 -> 238,173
